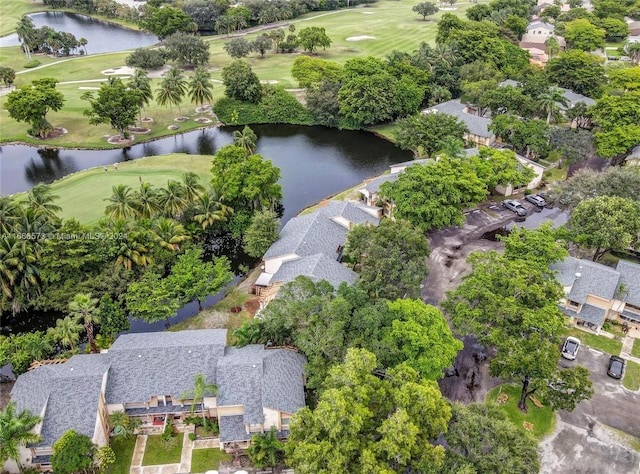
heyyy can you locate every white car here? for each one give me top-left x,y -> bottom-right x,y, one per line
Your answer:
561,336 -> 581,360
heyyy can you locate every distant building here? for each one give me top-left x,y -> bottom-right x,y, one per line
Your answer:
519,21 -> 566,58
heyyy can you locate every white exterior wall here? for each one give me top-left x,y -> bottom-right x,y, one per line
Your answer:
263,407 -> 280,431
264,254 -> 299,274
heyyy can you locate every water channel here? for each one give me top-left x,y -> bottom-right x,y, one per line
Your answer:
0,11 -> 158,53
0,124 -> 412,335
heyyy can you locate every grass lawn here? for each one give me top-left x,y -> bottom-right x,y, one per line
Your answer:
561,326 -> 623,356
106,436 -> 137,474
11,153 -> 214,224
141,434 -> 184,466
1,0 -> 490,147
0,78 -> 225,146
190,448 -> 233,473
486,384 -> 556,440
623,360 -> 640,391
633,338 -> 640,359
0,0 -> 48,37
369,122 -> 399,143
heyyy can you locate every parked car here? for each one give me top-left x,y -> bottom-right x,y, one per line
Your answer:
525,193 -> 546,207
607,355 -> 625,379
502,199 -> 527,216
561,336 -> 581,360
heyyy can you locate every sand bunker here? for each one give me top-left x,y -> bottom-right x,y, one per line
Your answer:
102,66 -> 135,76
260,80 -> 279,84
361,11 -> 374,14
78,86 -> 100,90
346,36 -> 376,42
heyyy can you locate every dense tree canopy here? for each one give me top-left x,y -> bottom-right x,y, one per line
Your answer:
162,32 -> 210,67
4,78 -> 65,138
564,19 -> 606,51
139,6 -> 193,39
285,348 -> 451,473
291,56 -> 342,88
82,78 -> 141,138
546,50 -> 605,98
221,60 -> 262,103
297,26 -> 332,53
380,156 -> 488,230
394,113 -> 468,157
590,91 -> 640,162
51,430 -> 95,474
441,402 -> 540,474
443,226 -> 593,412
569,195 -> 640,261
344,219 -> 429,300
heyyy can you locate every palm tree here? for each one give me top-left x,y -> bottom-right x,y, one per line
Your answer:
108,411 -> 141,439
0,197 -> 22,235
79,37 -> 88,55
104,184 -> 136,221
132,182 -> 161,220
156,67 -> 187,119
233,126 -> 258,155
537,87 -> 570,124
69,293 -> 100,354
26,184 -> 62,219
158,180 -> 187,218
193,187 -> 233,230
438,136 -> 465,158
247,427 -> 284,469
15,16 -> 36,61
545,36 -> 560,60
0,401 -> 42,468
49,316 -> 83,350
114,229 -> 154,270
128,69 -> 154,127
180,373 -> 218,427
151,218 -> 189,251
0,236 -> 39,315
188,67 -> 214,118
181,172 -> 205,204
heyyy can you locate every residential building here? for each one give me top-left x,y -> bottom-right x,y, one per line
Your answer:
8,329 -> 306,473
255,201 -> 380,304
519,21 -> 566,52
551,257 -> 640,332
423,100 -> 495,146
626,17 -> 640,37
359,160 -> 431,209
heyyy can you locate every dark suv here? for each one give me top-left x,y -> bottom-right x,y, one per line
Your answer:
607,355 -> 625,379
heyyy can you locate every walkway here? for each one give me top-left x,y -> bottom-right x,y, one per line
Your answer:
621,335 -> 640,365
129,430 -> 195,474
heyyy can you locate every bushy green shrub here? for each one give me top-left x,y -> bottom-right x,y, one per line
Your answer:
188,432 -> 196,441
24,60 -> 41,69
125,48 -> 166,69
214,86 -> 312,126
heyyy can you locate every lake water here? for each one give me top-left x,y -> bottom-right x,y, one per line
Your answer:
0,124 -> 412,334
0,11 -> 157,54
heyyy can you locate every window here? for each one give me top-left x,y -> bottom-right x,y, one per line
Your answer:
568,300 -> 580,309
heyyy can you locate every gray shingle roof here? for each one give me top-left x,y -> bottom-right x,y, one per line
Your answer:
105,330 -> 227,404
219,415 -> 252,443
550,256 -> 580,287
425,100 -> 492,139
272,253 -> 357,288
527,21 -> 555,31
621,308 -> 640,322
263,201 -> 379,260
576,303 -> 607,326
361,173 -> 398,195
561,89 -> 595,108
616,259 -> 640,306
567,259 -> 620,303
389,159 -> 430,171
10,354 -> 110,447
216,346 -> 306,425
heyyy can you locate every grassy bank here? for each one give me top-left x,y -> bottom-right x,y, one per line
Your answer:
485,384 -> 556,440
13,153 -> 214,224
0,0 -> 48,37
623,360 -> 640,392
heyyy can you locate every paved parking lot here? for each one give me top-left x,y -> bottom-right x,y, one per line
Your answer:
539,344 -> 640,473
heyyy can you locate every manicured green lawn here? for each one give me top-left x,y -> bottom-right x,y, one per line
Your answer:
12,153 -> 214,224
190,448 -> 233,473
1,0 -> 490,147
369,122 -> 399,143
0,0 -> 48,37
0,77 -> 225,146
623,360 -> 640,391
561,326 -> 623,356
486,384 -> 556,440
106,436 -> 137,474
142,434 -> 184,466
632,338 -> 640,359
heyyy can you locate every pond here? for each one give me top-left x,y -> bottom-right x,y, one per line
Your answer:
0,11 -> 158,54
0,125 -> 412,334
